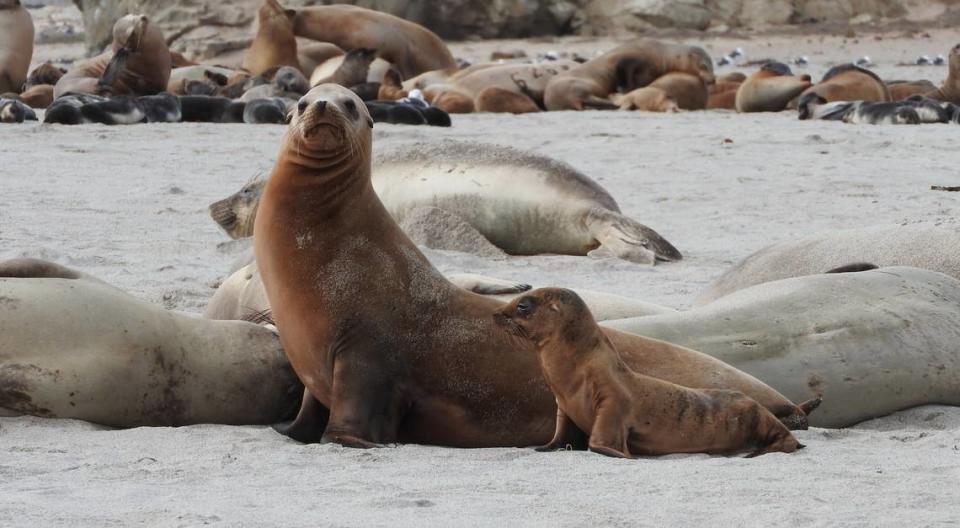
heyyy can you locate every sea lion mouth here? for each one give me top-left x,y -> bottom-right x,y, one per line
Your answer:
209,200 -> 238,232
494,312 -> 530,339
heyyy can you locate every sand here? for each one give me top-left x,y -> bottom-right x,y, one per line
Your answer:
3,18 -> 960,526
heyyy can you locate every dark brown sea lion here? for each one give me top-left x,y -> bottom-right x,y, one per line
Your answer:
252,83 -> 815,448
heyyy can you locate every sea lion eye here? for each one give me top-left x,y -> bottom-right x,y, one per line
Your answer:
517,298 -> 534,316
343,99 -> 359,120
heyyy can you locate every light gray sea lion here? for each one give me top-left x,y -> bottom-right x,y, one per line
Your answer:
606,267 -> 960,428
0,259 -> 301,427
204,261 -> 673,323
697,223 -> 960,305
208,141 -> 682,264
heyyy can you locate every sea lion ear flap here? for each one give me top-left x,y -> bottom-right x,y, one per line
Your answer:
285,9 -> 296,20
367,115 -> 374,129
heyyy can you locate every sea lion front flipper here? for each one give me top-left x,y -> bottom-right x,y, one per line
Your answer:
586,408 -> 632,459
272,389 -> 330,444
98,47 -> 131,94
584,208 -> 683,265
581,96 -> 619,111
475,87 -> 541,114
446,273 -> 532,295
534,404 -> 588,452
319,342 -> 403,448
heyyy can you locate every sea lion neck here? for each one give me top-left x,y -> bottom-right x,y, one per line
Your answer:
271,133 -> 372,213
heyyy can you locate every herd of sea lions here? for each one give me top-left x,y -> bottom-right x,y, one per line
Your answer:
3,0 -> 960,459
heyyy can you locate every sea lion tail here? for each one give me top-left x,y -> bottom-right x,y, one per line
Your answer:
826,263 -> 879,274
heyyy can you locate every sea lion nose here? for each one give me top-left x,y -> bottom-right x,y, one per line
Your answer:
316,100 -> 328,113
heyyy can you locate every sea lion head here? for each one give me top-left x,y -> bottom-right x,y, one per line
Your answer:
0,100 -> 26,123
209,178 -> 265,240
113,14 -> 150,51
0,1 -> 22,9
950,44 -> 960,68
495,288 -> 595,348
688,47 -> 715,86
759,62 -> 793,78
289,84 -> 373,157
797,92 -> 827,120
261,0 -> 296,25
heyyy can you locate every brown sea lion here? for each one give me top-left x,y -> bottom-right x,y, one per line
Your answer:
54,14 -> 171,98
252,83 -> 814,448
377,68 -> 407,100
649,72 -> 708,110
886,80 -> 939,101
431,61 -> 577,114
25,62 -> 65,89
544,40 -> 714,111
169,51 -> 196,68
793,64 -> 891,108
612,87 -> 678,112
940,44 -> 960,103
0,0 -> 34,94
707,78 -> 741,110
292,4 -> 456,79
736,62 -> 812,113
17,84 -> 54,108
244,0 -> 300,76
495,288 -> 806,458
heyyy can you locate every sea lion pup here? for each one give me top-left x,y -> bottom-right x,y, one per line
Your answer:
792,64 -> 891,109
54,14 -> 171,99
496,289 -> 804,458
377,68 -> 407,100
43,92 -> 181,125
612,87 -> 678,112
253,84 -> 809,447
0,0 -> 33,94
648,72 -> 708,110
244,0 -> 300,76
309,47 -> 377,87
0,97 -> 36,122
609,267 -> 960,428
697,223 -> 960,305
25,62 -> 65,89
179,95 -> 246,123
211,140 -> 682,263
244,97 -> 291,124
544,40 -> 714,111
735,62 -> 812,113
297,41 -> 345,76
274,65 -> 309,94
291,4 -> 456,79
431,61 -> 578,114
0,258 -> 302,427
366,100 -> 450,126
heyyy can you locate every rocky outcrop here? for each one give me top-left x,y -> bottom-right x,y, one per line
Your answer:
71,0 -> 910,59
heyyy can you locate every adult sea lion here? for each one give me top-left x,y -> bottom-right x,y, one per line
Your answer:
292,4 -> 456,79
939,44 -> 960,103
251,84 -> 813,448
429,61 -> 577,114
244,0 -> 300,76
0,0 -> 33,94
735,62 -> 811,113
204,261 -> 674,324
697,223 -> 960,305
0,258 -> 301,427
793,64 -> 890,108
607,267 -> 960,428
497,288 -> 804,458
886,79 -> 939,101
209,141 -> 682,264
309,47 -> 378,88
54,14 -> 171,98
648,72 -> 707,110
612,87 -> 678,112
544,40 -> 714,111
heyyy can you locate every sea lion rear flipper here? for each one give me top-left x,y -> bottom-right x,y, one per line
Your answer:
475,88 -> 541,114
585,208 -> 682,265
447,273 -> 531,295
798,396 -> 823,416
826,263 -> 879,274
0,258 -> 83,280
272,389 -> 330,444
98,47 -> 132,93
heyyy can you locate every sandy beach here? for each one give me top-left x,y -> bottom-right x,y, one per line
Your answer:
3,8 -> 960,525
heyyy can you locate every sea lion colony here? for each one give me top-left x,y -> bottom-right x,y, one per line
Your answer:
2,1 -> 960,460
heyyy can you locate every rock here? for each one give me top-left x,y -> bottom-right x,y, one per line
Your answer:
582,0 -> 713,31
706,0 -> 793,27
796,0 -> 906,22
